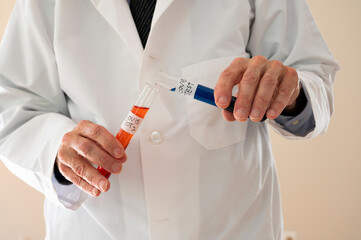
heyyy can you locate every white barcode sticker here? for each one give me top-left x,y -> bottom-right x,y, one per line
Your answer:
120,112 -> 144,135
176,78 -> 198,98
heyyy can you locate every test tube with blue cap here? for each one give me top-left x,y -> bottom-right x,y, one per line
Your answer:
156,72 -> 267,121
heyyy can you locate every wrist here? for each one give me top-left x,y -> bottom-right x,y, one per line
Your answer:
54,157 -> 72,185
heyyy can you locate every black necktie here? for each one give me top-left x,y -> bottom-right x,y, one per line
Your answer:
129,0 -> 157,48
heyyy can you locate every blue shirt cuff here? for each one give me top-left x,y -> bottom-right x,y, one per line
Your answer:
274,83 -> 315,137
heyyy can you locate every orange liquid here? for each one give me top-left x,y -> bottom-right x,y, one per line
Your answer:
115,106 -> 149,149
97,106 -> 149,178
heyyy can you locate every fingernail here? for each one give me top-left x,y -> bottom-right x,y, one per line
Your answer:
250,108 -> 261,119
112,162 -> 122,173
99,180 -> 107,192
218,96 -> 228,107
114,148 -> 123,158
267,109 -> 276,118
235,109 -> 247,120
92,188 -> 99,196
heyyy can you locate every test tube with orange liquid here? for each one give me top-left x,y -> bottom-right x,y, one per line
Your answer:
97,83 -> 159,178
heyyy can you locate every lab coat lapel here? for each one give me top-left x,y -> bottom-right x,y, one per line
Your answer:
88,0 -> 175,63
151,0 -> 176,29
89,0 -> 143,64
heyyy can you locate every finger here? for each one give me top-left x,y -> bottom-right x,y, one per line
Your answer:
286,80 -> 302,107
75,120 -> 124,159
266,67 -> 299,119
214,58 -> 248,109
222,109 -> 236,122
58,149 -> 111,192
72,135 -> 125,174
57,161 -> 101,197
234,56 -> 266,121
250,60 -> 284,121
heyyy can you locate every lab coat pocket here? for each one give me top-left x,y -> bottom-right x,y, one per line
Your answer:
181,56 -> 248,151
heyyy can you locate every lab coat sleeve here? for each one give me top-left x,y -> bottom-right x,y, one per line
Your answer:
247,0 -> 340,139
0,0 -> 77,207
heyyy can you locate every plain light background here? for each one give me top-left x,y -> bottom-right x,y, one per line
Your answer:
0,0 -> 360,239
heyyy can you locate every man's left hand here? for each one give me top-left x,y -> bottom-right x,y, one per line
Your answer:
214,56 -> 301,122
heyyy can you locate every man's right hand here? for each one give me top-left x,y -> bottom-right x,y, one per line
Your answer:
56,120 -> 126,197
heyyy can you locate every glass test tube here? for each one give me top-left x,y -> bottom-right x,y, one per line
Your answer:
97,83 -> 159,178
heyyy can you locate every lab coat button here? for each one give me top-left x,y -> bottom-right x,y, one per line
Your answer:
150,131 -> 162,144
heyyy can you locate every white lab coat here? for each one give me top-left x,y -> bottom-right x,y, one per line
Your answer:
0,0 -> 339,239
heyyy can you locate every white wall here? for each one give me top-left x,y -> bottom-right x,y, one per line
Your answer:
272,0 -> 361,239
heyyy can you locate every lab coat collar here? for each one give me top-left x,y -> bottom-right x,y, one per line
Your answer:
89,0 -> 175,64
